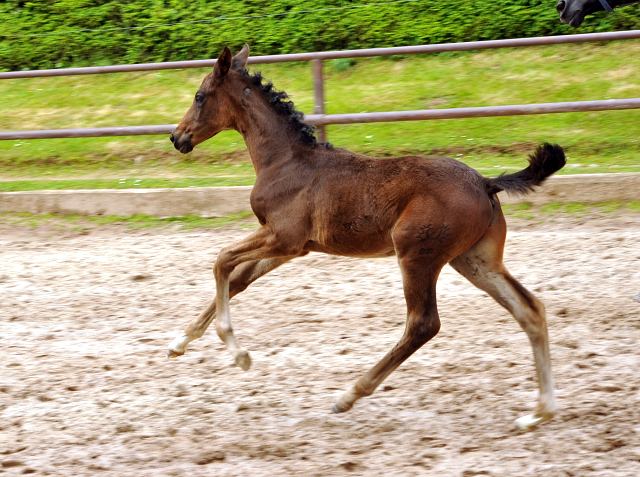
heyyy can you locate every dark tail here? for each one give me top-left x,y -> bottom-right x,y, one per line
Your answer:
486,143 -> 566,196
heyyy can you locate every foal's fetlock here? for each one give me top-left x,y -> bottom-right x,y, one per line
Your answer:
234,349 -> 252,371
331,380 -> 376,414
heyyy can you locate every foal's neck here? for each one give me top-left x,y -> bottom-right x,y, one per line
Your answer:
234,97 -> 314,175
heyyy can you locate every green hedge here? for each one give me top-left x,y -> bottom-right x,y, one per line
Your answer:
1,0 -> 640,71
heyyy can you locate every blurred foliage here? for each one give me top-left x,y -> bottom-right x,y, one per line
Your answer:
1,0 -> 640,71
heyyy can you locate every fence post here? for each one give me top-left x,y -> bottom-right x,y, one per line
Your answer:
312,58 -> 327,143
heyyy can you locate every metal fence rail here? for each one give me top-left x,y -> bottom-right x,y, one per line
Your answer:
3,30 -> 640,142
0,125 -> 176,141
4,99 -> 640,141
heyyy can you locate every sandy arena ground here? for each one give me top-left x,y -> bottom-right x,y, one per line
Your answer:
1,214 -> 640,476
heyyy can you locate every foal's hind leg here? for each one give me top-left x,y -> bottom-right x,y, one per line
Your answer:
167,256 -> 296,358
332,204 -> 454,413
449,214 -> 556,430
332,256 -> 443,413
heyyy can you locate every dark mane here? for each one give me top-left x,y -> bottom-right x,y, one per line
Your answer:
238,68 -> 332,149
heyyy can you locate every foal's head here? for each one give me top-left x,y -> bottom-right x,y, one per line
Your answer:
557,0 -> 621,27
170,44 -> 319,154
170,45 -> 251,153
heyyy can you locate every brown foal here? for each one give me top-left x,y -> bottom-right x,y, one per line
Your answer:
168,45 -> 566,430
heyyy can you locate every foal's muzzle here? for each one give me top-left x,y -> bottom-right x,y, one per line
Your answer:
170,130 -> 194,154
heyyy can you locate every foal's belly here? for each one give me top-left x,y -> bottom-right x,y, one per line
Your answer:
303,240 -> 396,258
303,229 -> 396,258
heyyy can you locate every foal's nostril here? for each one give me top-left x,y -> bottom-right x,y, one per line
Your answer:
556,0 -> 566,14
170,133 -> 175,143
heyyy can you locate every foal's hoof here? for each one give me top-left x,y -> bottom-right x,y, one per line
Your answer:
330,402 -> 351,414
235,350 -> 252,371
167,348 -> 184,358
167,335 -> 190,358
331,403 -> 346,414
514,412 -> 554,431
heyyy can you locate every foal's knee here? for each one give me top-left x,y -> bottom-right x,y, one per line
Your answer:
214,248 -> 236,277
216,321 -> 233,340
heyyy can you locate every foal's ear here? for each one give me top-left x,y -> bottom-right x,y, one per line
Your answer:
214,47 -> 233,78
232,44 -> 250,71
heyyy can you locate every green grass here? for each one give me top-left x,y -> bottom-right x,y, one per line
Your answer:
2,41 -> 640,188
0,211 -> 257,229
0,175 -> 255,192
501,202 -> 535,220
503,201 -> 640,219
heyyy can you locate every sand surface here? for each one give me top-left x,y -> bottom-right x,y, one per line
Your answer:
1,215 -> 640,476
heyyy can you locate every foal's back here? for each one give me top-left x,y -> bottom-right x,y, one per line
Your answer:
292,149 -> 495,258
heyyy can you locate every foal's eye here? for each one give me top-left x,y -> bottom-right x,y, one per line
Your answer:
195,93 -> 205,104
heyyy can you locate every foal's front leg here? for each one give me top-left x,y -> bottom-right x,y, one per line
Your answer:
167,256 -> 296,358
212,226 -> 301,370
